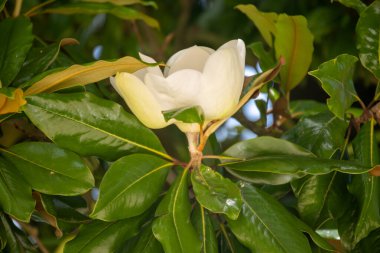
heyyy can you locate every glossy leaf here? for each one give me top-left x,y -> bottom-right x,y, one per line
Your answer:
284,111 -> 347,158
274,14 -> 314,91
356,0 -> 380,80
222,136 -> 370,180
163,105 -> 204,124
24,56 -> 146,95
42,2 -> 159,28
227,183 -> 313,253
0,157 -> 35,222
0,88 -> 26,115
334,0 -> 366,12
350,119 -> 380,245
309,54 -> 358,119
63,216 -> 146,252
289,100 -> 328,118
0,16 -> 33,87
152,168 -> 202,253
23,93 -> 170,161
192,205 -> 218,253
191,165 -> 242,220
129,224 -> 164,253
13,38 -> 78,86
1,142 -> 94,195
91,154 -> 172,221
236,4 -> 277,47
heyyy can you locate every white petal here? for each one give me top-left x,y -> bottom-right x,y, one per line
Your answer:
145,69 -> 202,110
219,39 -> 246,70
175,122 -> 200,133
133,52 -> 163,81
199,46 -> 245,120
112,72 -> 171,129
164,46 -> 214,76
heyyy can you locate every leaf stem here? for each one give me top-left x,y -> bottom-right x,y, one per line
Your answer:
12,0 -> 23,17
24,0 -> 55,17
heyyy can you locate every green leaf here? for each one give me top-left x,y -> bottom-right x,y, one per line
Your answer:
91,154 -> 172,221
284,111 -> 347,158
227,183 -> 313,253
42,2 -> 159,28
236,4 -> 277,47
248,42 -> 276,72
0,16 -> 33,87
163,106 -> 204,124
274,14 -> 314,91
152,168 -> 202,253
350,119 -> 380,245
63,216 -> 146,252
23,92 -> 171,161
356,0 -> 380,80
1,142 -> 94,195
333,0 -> 366,13
222,136 -> 370,180
81,0 -> 157,8
191,165 -> 242,220
309,54 -> 358,119
289,100 -> 328,118
0,157 -> 35,222
0,0 -> 6,12
192,205 -> 218,253
129,224 -> 164,253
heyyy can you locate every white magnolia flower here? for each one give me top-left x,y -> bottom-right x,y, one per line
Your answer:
111,39 -> 246,132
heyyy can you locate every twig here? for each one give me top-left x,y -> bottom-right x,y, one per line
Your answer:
12,0 -> 23,17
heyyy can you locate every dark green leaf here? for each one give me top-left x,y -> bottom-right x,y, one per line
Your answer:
191,165 -> 242,220
0,0 -> 6,12
227,183 -> 312,253
0,16 -> 33,87
0,213 -> 24,253
275,14 -> 314,91
289,100 -> 328,118
163,106 -> 204,124
152,168 -> 202,253
309,54 -> 358,119
356,0 -> 380,80
1,142 -> 94,195
248,42 -> 276,72
23,93 -> 170,161
222,137 -> 370,180
129,224 -> 164,253
42,2 -> 159,28
349,119 -> 380,245
192,205 -> 218,253
333,0 -> 366,12
294,218 -> 334,251
91,154 -> 171,221
0,157 -> 35,222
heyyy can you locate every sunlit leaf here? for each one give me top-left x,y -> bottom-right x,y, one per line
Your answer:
0,88 -> 26,115
163,105 -> 204,124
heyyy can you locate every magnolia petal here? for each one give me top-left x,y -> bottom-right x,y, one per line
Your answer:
133,52 -> 163,81
164,46 -> 213,76
219,39 -> 246,70
199,46 -> 245,120
111,73 -> 171,129
175,122 -> 201,133
145,69 -> 202,110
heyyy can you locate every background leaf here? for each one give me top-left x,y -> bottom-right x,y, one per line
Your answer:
192,205 -> 218,253
309,54 -> 358,119
129,224 -> 164,253
23,92 -> 170,161
333,0 -> 366,13
91,154 -> 171,221
0,16 -> 33,87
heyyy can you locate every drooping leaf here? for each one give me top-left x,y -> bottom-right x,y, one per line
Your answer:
0,157 -> 35,222
274,14 -> 314,91
289,100 -> 328,118
236,4 -> 277,47
356,0 -> 380,80
129,224 -> 164,253
24,56 -> 146,95
222,137 -> 370,183
227,183 -> 313,253
152,168 -> 202,253
0,88 -> 26,115
333,0 -> 366,13
349,119 -> 380,245
248,42 -> 276,72
13,38 -> 78,87
163,105 -> 204,124
192,205 -> 218,253
0,16 -> 33,87
1,142 -> 94,195
309,54 -> 358,119
23,92 -> 171,161
191,165 -> 242,220
42,2 -> 159,28
91,154 -> 172,221
63,215 -> 147,253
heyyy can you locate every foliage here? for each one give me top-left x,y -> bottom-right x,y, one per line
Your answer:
0,0 -> 380,252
